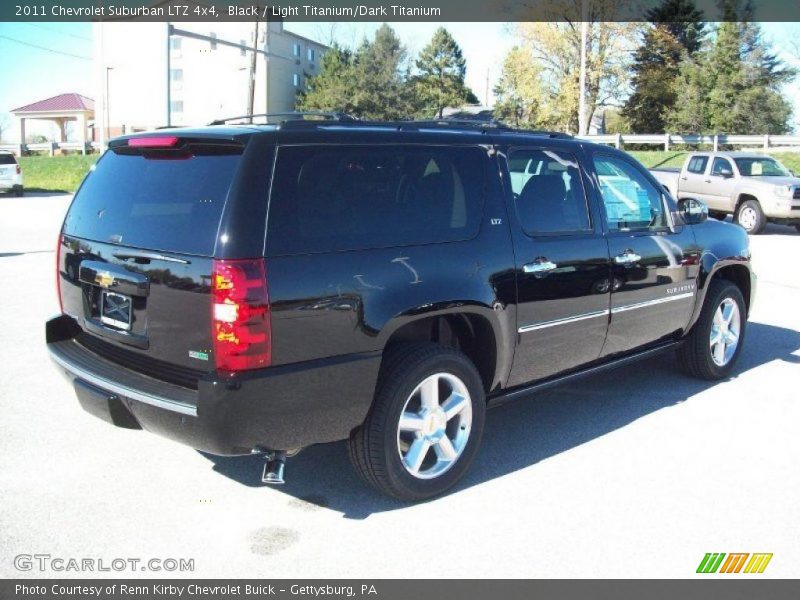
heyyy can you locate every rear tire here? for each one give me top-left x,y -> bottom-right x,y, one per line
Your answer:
735,199 -> 765,234
14,186 -> 23,197
348,343 -> 486,501
677,279 -> 746,380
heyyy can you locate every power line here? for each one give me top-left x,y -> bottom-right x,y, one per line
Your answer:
24,23 -> 92,42
0,35 -> 91,61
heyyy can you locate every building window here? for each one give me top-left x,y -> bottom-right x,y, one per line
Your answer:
307,48 -> 315,62
210,32 -> 217,50
170,69 -> 183,82
293,43 -> 301,57
293,73 -> 300,87
240,39 -> 247,57
170,100 -> 184,113
169,37 -> 181,51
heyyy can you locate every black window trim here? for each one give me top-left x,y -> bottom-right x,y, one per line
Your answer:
264,142 -> 490,257
591,152 -> 676,237
711,156 -> 734,177
503,144 -> 596,240
687,155 -> 709,175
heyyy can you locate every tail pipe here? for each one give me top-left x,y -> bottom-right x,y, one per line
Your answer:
261,450 -> 287,485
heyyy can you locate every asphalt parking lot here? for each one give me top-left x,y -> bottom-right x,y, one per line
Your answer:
1,192 -> 798,578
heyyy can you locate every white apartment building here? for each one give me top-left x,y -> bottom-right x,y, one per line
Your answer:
93,19 -> 327,143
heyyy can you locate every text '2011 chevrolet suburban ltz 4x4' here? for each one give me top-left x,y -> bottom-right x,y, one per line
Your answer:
46,115 -> 756,501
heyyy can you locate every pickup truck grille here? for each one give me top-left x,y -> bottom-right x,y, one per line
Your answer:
76,333 -> 207,390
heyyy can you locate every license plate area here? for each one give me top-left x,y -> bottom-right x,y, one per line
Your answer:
100,291 -> 133,331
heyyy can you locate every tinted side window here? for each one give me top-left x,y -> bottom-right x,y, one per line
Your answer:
687,156 -> 708,174
711,157 -> 733,176
0,154 -> 17,165
266,145 -> 485,255
507,149 -> 590,234
593,155 -> 668,232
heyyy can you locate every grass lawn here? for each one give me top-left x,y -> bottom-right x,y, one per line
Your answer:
18,155 -> 99,193
627,150 -> 800,173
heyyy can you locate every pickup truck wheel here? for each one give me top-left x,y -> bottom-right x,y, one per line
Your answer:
348,343 -> 486,501
677,280 -> 746,380
735,200 -> 765,234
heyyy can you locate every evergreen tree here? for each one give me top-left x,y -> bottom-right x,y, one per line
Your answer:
352,24 -> 412,120
297,45 -> 357,115
412,28 -> 475,118
666,17 -> 794,134
621,0 -> 705,133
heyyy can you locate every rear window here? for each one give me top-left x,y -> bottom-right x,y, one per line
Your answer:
63,148 -> 241,256
687,156 -> 708,174
266,145 -> 486,255
0,154 -> 17,165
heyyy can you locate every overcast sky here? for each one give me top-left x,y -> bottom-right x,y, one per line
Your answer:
0,21 -> 797,137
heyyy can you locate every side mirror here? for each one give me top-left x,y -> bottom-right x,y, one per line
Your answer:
719,167 -> 734,179
677,197 -> 708,225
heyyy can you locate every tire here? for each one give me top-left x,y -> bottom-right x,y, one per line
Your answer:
708,211 -> 726,221
677,279 -> 746,380
735,199 -> 765,234
794,224 -> 800,234
14,186 -> 23,197
348,343 -> 486,501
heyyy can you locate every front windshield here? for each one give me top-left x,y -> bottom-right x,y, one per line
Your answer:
733,157 -> 791,177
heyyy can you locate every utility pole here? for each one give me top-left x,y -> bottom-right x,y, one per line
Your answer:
484,68 -> 490,107
166,23 -> 172,128
247,17 -> 259,123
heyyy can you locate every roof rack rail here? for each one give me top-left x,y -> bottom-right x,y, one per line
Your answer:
395,119 -> 573,138
208,111 -> 358,126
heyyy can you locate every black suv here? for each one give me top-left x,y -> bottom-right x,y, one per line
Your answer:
47,115 -> 755,500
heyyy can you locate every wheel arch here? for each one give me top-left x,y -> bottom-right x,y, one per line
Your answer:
687,260 -> 754,333
377,307 -> 508,395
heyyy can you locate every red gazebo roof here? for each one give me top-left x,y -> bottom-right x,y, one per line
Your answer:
12,93 -> 94,113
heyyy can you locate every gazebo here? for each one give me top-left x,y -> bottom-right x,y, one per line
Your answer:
11,93 -> 95,151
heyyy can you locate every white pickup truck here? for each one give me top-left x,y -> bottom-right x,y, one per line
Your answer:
650,151 -> 800,234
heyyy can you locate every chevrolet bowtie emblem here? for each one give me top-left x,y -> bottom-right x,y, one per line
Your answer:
94,271 -> 115,288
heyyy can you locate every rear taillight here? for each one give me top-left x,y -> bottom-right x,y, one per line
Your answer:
212,259 -> 271,372
15,165 -> 20,175
56,233 -> 63,313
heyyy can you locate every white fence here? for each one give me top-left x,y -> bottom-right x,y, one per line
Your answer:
0,141 -> 102,156
576,133 -> 800,151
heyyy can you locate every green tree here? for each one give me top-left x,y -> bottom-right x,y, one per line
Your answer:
299,25 -> 412,120
666,17 -> 795,134
413,27 -> 475,118
621,0 -> 705,133
352,24 -> 413,120
297,44 -> 357,115
493,47 -> 547,128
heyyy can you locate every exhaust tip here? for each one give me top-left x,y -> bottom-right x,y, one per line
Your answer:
261,451 -> 287,485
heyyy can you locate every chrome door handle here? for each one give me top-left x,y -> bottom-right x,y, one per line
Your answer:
614,251 -> 642,265
523,259 -> 558,275
680,176 -> 688,181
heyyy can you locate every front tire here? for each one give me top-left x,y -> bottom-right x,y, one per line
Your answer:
735,199 -> 765,234
348,343 -> 486,501
677,280 -> 746,380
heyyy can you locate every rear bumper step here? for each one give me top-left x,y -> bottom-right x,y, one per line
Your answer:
46,314 -> 381,455
49,338 -> 198,416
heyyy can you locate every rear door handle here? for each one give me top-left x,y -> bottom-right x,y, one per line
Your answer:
614,250 -> 642,265
523,258 -> 558,275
